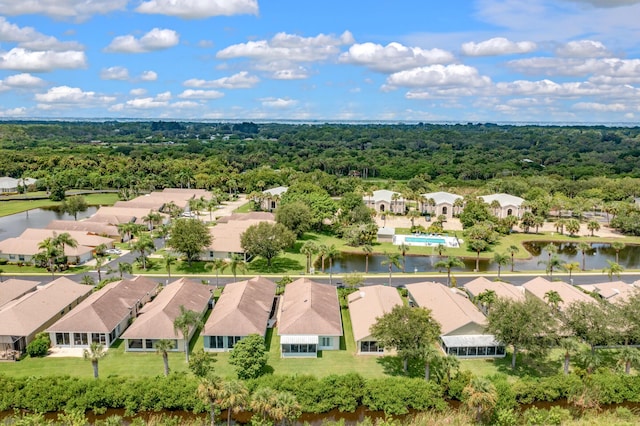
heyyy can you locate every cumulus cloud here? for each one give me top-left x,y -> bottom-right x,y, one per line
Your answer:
177,89 -> 224,99
384,64 -> 491,90
0,48 -> 86,72
100,66 -> 130,80
461,37 -> 537,56
508,57 -> 640,82
105,28 -> 179,53
140,71 -> 158,81
130,88 -> 147,96
136,0 -> 258,19
2,73 -> 45,88
339,42 -> 455,73
183,71 -> 259,89
0,17 -> 84,51
561,0 -> 640,7
493,79 -> 640,98
260,97 -> 297,108
35,86 -> 115,109
555,40 -> 613,57
0,107 -> 27,116
0,0 -> 127,21
572,101 -> 627,111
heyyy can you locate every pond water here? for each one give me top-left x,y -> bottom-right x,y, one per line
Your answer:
0,206 -> 99,240
327,241 -> 640,274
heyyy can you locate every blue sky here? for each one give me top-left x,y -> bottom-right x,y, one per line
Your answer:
0,0 -> 639,122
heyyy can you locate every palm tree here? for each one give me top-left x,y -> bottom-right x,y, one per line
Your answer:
493,252 -> 510,278
468,238 -> 488,273
273,391 -> 302,425
197,374 -> 224,426
94,256 -> 106,282
208,258 -> 228,286
476,290 -> 497,315
463,376 -> 498,424
533,216 -> 544,234
163,253 -> 177,278
219,380 -> 250,426
539,254 -> 562,279
299,241 -> 317,274
434,256 -> 465,287
407,209 -> 421,228
618,347 -> 640,375
440,354 -> 460,383
420,345 -> 440,382
611,241 -> 625,264
362,244 -> 373,274
325,245 -> 340,285
83,342 -> 107,379
544,290 -> 563,311
117,222 -> 137,245
603,260 -> 624,281
559,337 -> 580,375
562,261 -> 580,283
53,232 -> 78,265
133,235 -> 155,270
228,254 -> 247,279
507,245 -> 519,272
155,339 -> 175,376
317,244 -> 328,273
250,387 -> 278,424
578,242 -> 591,271
380,251 -> 401,286
587,220 -> 600,236
143,211 -> 162,231
80,274 -> 95,286
118,262 -> 133,279
173,305 -> 203,362
397,242 -> 409,273
37,237 -> 61,277
555,218 -> 568,235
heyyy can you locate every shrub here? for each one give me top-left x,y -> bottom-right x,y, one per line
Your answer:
26,333 -> 50,357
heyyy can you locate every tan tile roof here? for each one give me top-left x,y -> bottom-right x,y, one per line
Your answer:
0,277 -> 92,338
19,229 -> 114,248
0,279 -> 41,308
203,276 -> 276,336
578,281 -> 638,303
406,281 -> 487,335
121,278 -> 211,339
522,276 -> 595,310
0,237 -> 94,257
278,278 -> 342,336
463,277 -> 526,302
348,285 -> 403,342
216,212 -> 275,224
92,207 -> 168,225
46,220 -> 120,238
48,276 -> 160,333
208,217 -> 275,254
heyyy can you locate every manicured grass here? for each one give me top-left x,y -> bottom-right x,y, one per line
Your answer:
0,264 -> 89,275
0,192 -> 119,217
233,202 -> 254,213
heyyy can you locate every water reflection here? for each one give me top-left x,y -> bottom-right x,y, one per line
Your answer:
0,206 -> 98,240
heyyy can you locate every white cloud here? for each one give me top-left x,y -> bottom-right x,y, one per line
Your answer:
105,28 -> 179,53
493,79 -> 636,97
0,0 -> 127,21
0,17 -> 84,51
178,89 -> 224,99
555,40 -> 612,57
339,42 -> 455,73
260,97 -> 298,108
184,71 -> 259,89
130,88 -> 147,96
561,0 -> 640,7
270,67 -> 310,80
572,101 -> 627,111
35,86 -> 115,108
384,64 -> 491,90
100,66 -> 130,80
2,73 -> 45,88
0,107 -> 27,116
136,0 -> 258,19
140,71 -> 158,81
0,48 -> 86,72
461,37 -> 537,56
507,57 -> 640,82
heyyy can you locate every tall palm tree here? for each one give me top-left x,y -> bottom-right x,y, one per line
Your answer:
219,380 -> 250,426
434,256 -> 465,287
317,244 -> 328,273
163,253 -> 177,278
397,242 -> 409,273
380,251 -> 401,286
468,238 -> 488,273
462,376 -> 498,424
420,344 -> 441,382
544,290 -> 563,311
228,254 -> 247,279
559,337 -> 580,375
618,347 -> 640,375
539,254 -> 562,279
83,342 -> 107,379
155,339 -> 175,376
299,241 -> 317,274
611,241 -> 625,264
587,220 -> 600,236
197,374 -> 224,426
325,245 -> 340,285
173,305 -> 203,362
133,235 -> 155,270
143,211 -> 162,231
94,256 -> 106,282
578,242 -> 591,271
118,262 -> 133,279
562,262 -> 580,283
507,245 -> 519,272
37,237 -> 61,278
362,244 -> 373,274
208,258 -> 228,286
493,252 -> 510,278
53,232 -> 78,264
603,260 -> 624,281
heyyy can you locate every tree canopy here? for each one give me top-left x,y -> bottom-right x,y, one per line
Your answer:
168,218 -> 212,266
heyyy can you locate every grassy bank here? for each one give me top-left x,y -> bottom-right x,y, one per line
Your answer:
0,193 -> 119,217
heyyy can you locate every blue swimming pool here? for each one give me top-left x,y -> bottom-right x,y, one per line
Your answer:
405,236 -> 447,244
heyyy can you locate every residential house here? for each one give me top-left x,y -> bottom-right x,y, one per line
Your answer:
46,220 -> 121,240
480,193 -> 526,218
363,190 -> 405,214
0,277 -> 91,356
421,191 -> 463,218
121,278 -> 211,352
203,276 -> 277,352
348,285 -> 403,355
47,276 -> 160,348
463,277 -> 526,303
0,176 -> 36,193
0,239 -> 94,265
261,186 -> 288,211
406,281 -> 505,358
201,212 -> 275,261
522,276 -> 595,311
0,279 -> 40,308
277,278 -> 343,357
578,281 -> 637,304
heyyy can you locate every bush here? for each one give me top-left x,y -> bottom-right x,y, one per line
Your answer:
26,333 -> 50,357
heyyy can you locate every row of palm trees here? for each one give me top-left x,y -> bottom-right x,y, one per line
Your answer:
35,232 -> 79,277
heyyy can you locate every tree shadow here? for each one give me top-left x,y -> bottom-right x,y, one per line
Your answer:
376,355 -> 423,377
175,261 -> 208,274
248,257 -> 303,274
494,351 -> 561,378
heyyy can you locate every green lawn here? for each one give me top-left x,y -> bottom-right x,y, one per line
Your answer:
0,193 -> 119,217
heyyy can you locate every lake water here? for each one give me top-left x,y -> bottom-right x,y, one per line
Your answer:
328,241 -> 640,274
0,206 -> 99,240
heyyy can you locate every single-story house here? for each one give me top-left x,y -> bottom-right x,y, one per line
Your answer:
114,188 -> 212,212
0,279 -> 41,309
47,276 -> 160,348
19,229 -> 114,250
0,176 -> 36,193
0,277 -> 91,357
348,285 -> 403,355
578,281 -> 637,304
261,186 -> 288,211
201,212 -> 275,261
46,220 -> 121,240
406,281 -> 505,358
277,278 -> 343,358
203,276 -> 277,352
479,193 -> 526,218
0,238 -> 94,265
121,278 -> 211,352
421,192 -> 463,218
522,276 -> 595,311
91,207 -> 169,227
363,190 -> 405,214
463,277 -> 526,303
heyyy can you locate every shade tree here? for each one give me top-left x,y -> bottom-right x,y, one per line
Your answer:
240,222 -> 296,268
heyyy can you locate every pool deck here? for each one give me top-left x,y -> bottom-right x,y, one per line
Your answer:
393,233 -> 460,248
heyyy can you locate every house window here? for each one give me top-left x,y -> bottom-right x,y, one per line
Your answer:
209,251 -> 214,258
145,339 -> 156,349
282,344 -> 317,354
92,333 -> 107,346
18,255 -> 25,261
442,206 -> 448,216
74,333 -> 88,346
360,341 -> 384,353
486,346 -> 496,356
56,333 -> 70,346
128,339 -> 143,349
227,336 -> 242,349
320,337 -> 332,348
207,336 -> 224,349
507,209 -> 513,216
